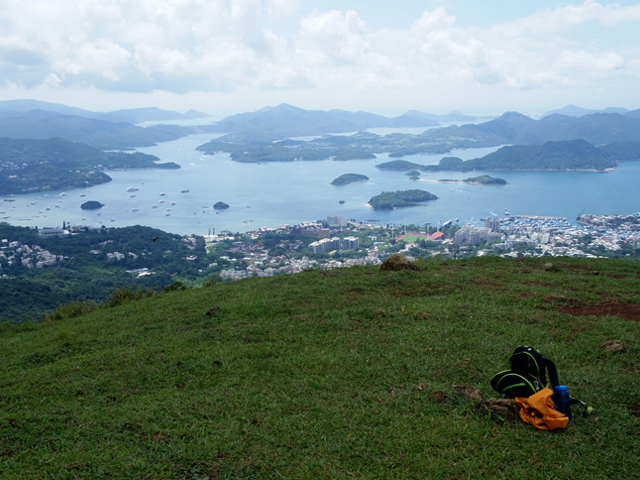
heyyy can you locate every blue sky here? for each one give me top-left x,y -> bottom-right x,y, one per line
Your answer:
1,0 -> 639,116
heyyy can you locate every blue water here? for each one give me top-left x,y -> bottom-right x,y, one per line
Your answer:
3,133 -> 639,235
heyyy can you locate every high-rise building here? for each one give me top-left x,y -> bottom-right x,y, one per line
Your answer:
485,218 -> 501,232
327,215 -> 348,227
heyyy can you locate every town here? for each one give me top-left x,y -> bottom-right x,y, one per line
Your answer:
2,212 -> 639,285
205,212 -> 640,280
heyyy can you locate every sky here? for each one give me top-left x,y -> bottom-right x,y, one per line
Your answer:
1,0 -> 640,117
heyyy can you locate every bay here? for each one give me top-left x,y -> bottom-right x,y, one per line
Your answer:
3,133 -> 639,235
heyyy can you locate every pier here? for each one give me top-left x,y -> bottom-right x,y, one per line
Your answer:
515,215 -> 568,221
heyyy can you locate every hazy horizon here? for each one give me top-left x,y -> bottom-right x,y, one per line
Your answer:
1,1 -> 639,117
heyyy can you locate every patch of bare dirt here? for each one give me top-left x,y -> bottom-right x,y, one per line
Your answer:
543,293 -> 580,305
559,301 -> 640,322
558,264 -> 592,271
471,281 -> 504,287
600,273 -> 632,279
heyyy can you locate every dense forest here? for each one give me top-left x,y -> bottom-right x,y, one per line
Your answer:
463,139 -> 617,171
375,139 -> 640,173
0,137 -> 179,194
196,131 -> 451,162
462,175 -> 507,185
331,173 -> 369,185
368,189 -> 438,210
0,223 -> 214,322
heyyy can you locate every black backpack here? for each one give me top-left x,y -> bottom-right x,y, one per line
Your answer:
491,346 -> 560,398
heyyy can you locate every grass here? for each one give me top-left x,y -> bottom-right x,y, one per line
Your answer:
0,256 -> 639,479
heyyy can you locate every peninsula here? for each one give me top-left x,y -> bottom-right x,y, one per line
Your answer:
0,138 -> 179,195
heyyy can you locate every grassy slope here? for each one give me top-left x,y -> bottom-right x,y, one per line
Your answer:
1,257 -> 639,479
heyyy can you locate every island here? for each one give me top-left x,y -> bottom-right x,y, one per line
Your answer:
331,173 -> 369,185
368,189 -> 438,210
376,160 -> 427,171
213,201 -> 230,210
80,200 -> 104,210
463,175 -> 507,185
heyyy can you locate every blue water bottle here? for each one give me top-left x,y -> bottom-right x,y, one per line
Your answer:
553,385 -> 572,420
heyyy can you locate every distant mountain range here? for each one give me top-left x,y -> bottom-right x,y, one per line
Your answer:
208,103 -> 640,145
1,99 -> 640,154
0,100 -> 215,149
0,115 -> 186,150
542,104 -> 630,117
420,110 -> 640,146
0,99 -> 210,123
209,103 -> 485,138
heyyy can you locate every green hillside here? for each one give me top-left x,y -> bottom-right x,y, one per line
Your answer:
0,138 -> 179,194
1,257 -> 639,478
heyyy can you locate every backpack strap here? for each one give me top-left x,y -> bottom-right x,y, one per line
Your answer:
540,354 -> 560,388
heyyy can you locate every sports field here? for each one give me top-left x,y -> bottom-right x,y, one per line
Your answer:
396,233 -> 430,243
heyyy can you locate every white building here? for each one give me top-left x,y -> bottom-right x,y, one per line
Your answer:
38,228 -> 67,238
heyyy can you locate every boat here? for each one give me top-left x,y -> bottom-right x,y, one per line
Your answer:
171,201 -> 176,205
130,194 -> 136,198
181,190 -> 189,193
159,192 -> 166,196
126,186 -> 139,192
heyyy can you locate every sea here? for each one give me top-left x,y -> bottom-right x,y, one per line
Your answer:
2,128 -> 640,236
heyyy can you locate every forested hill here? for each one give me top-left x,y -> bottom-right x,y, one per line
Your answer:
0,115 -> 183,150
421,111 -> 640,147
0,223 -> 206,322
0,137 -> 178,194
464,139 -> 618,171
376,139 -> 640,172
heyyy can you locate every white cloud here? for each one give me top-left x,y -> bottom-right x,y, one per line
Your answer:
410,7 -> 456,33
231,0 -> 261,20
268,0 -> 300,19
0,0 -> 637,105
497,1 -> 640,35
555,50 -> 625,72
